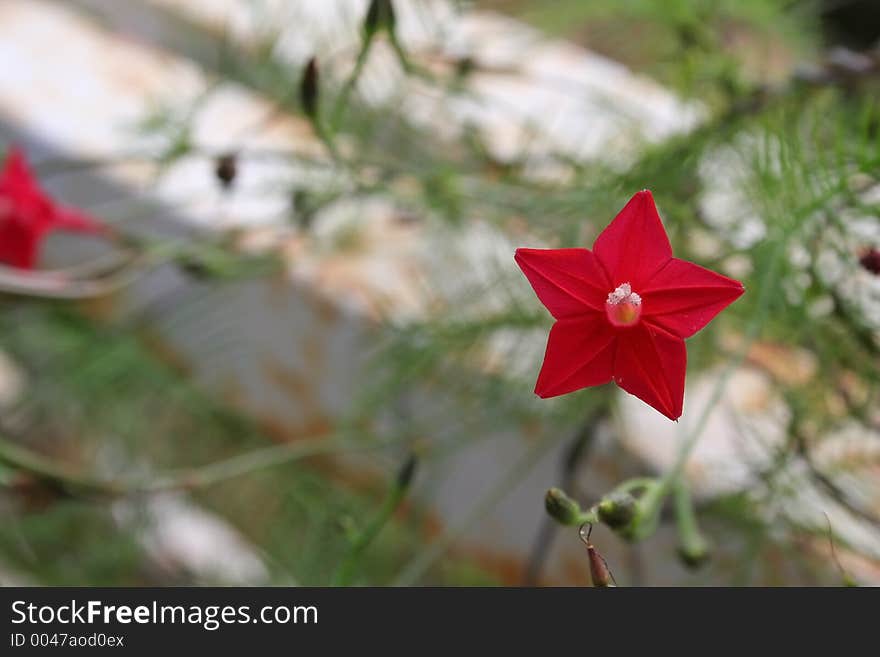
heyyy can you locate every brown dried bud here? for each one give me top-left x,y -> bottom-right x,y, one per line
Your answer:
588,544 -> 616,587
300,56 -> 319,120
860,247 -> 880,275
215,152 -> 238,190
580,524 -> 616,587
455,56 -> 476,79
395,454 -> 418,489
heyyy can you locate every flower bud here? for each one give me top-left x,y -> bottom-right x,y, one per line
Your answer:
455,56 -> 476,80
544,487 -> 582,525
673,481 -> 711,569
395,454 -> 418,489
859,247 -> 880,275
215,152 -> 238,190
597,491 -> 637,530
300,56 -> 319,120
364,0 -> 396,39
677,537 -> 711,569
580,523 -> 616,587
588,544 -> 616,587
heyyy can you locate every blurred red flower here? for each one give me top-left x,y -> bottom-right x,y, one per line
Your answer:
515,190 -> 744,420
0,146 -> 105,270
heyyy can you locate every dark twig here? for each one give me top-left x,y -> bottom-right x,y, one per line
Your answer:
522,409 -> 603,585
793,427 -> 880,530
824,512 -> 856,585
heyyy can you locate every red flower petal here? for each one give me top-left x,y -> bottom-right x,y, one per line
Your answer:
535,314 -> 616,398
641,258 -> 744,338
593,190 -> 672,288
0,221 -> 43,269
54,207 -> 106,234
515,247 -> 610,319
516,190 -> 744,420
0,146 -> 38,193
0,147 -> 106,269
613,323 -> 686,420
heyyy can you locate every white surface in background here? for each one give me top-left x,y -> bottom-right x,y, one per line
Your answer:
114,494 -> 269,585
147,0 -> 703,166
618,365 -> 880,562
618,367 -> 789,498
14,0 -> 869,583
0,0 -> 321,231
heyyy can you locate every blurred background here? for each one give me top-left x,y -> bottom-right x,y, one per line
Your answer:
0,0 -> 878,586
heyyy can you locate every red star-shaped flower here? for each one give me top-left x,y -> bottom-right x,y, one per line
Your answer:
515,190 -> 744,420
0,146 -> 106,270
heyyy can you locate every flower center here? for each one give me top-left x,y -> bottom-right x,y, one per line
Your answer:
605,282 -> 642,327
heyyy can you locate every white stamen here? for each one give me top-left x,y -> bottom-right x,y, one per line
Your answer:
607,282 -> 641,306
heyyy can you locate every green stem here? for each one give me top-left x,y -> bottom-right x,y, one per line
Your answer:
0,438 -> 113,495
631,238 -> 786,539
313,119 -> 341,163
330,35 -> 374,131
333,455 -> 416,586
0,433 -> 390,499
673,479 -> 709,564
388,31 -> 413,75
575,508 -> 599,526
613,477 -> 656,495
